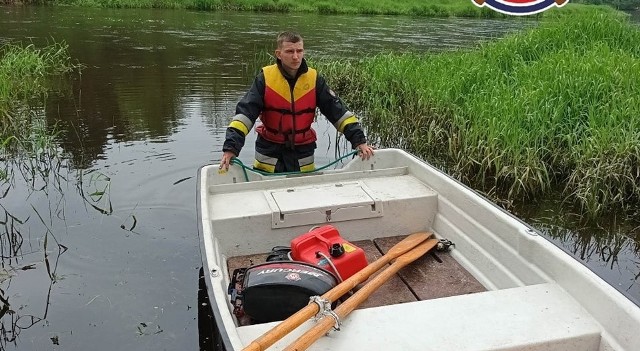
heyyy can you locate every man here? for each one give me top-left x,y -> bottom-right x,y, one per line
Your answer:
219,31 -> 374,173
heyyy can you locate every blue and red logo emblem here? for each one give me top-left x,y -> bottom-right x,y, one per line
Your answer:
472,0 -> 568,16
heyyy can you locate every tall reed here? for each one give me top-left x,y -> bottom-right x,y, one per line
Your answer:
320,8 -> 640,218
1,41 -> 79,181
0,42 -> 76,111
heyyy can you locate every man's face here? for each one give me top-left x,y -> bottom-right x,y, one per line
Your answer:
276,40 -> 304,74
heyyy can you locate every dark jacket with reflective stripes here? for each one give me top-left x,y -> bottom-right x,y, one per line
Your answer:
223,58 -> 367,156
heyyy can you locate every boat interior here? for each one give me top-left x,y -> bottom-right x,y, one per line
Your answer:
199,149 -> 640,350
227,234 -> 487,327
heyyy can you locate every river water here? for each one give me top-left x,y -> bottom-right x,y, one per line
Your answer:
0,5 -> 638,350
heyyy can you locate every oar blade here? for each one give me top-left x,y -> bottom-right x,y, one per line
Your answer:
385,231 -> 432,257
395,238 -> 438,264
283,238 -> 439,351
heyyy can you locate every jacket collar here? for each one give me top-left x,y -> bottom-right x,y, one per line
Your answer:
276,58 -> 309,80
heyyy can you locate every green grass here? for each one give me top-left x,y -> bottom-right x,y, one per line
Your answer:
1,41 -> 79,181
22,0 -> 595,18
19,0 -> 625,18
318,8 -> 640,218
0,42 -> 77,112
573,0 -> 640,11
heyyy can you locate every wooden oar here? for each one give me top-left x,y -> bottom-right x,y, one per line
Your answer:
241,231 -> 433,351
283,238 -> 438,351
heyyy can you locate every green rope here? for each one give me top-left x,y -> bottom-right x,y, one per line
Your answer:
230,150 -> 359,182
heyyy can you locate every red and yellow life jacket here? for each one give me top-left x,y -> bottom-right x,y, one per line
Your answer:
256,64 -> 317,146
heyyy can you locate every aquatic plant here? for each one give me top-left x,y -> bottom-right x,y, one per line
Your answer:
0,41 -> 79,181
0,42 -> 76,110
319,9 -> 640,218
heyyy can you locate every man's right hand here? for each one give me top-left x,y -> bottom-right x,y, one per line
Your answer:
219,151 -> 236,171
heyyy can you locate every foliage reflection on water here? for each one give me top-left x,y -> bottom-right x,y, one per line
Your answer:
0,161 -> 64,349
0,129 -> 115,349
517,195 -> 640,306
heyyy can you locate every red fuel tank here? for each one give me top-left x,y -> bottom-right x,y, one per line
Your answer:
290,225 -> 368,281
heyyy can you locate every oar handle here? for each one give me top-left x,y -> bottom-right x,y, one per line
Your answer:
283,238 -> 438,351
241,232 -> 433,351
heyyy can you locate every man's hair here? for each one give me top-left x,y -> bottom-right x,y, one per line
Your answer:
277,31 -> 303,48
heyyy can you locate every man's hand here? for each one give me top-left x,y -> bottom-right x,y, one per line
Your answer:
219,151 -> 236,171
356,143 -> 374,161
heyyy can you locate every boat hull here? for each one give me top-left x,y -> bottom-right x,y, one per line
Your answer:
197,148 -> 640,351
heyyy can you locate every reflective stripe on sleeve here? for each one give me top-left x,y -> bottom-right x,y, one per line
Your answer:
334,112 -> 358,133
228,114 -> 253,135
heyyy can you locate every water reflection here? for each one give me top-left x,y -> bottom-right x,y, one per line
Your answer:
2,6 -> 534,169
0,143 -> 203,350
0,146 -> 108,350
0,190 -> 63,351
521,205 -> 640,306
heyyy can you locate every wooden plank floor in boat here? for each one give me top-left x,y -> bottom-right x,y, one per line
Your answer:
227,235 -> 486,325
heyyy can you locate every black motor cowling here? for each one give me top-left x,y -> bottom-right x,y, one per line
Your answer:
240,261 -> 338,323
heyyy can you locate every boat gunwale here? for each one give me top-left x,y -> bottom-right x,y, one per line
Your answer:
197,164 -> 237,351
206,166 -> 410,195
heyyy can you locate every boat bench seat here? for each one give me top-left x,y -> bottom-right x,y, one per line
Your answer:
209,168 -> 439,257
236,283 -> 602,351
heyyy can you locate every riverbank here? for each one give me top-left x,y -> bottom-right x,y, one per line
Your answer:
6,0 -> 603,18
320,8 -> 640,219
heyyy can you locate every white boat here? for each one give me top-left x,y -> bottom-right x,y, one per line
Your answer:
197,148 -> 640,351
